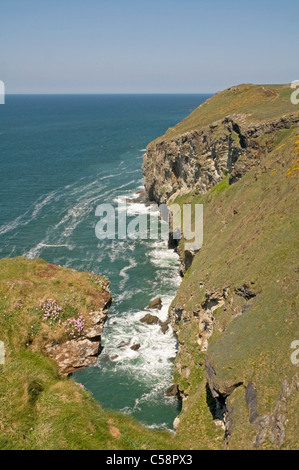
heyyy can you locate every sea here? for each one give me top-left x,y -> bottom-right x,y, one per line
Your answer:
0,94 -> 210,429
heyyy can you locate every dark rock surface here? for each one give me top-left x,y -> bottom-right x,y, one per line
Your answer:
165,383 -> 179,398
147,297 -> 163,310
140,313 -> 160,325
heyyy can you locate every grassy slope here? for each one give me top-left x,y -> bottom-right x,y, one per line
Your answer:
150,84 -> 297,144
0,258 -> 182,450
171,123 -> 299,449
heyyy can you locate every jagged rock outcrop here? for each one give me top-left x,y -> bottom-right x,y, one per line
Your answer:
170,287 -> 229,352
142,112 -> 299,204
164,383 -> 180,398
45,305 -> 110,376
140,313 -> 160,325
147,297 -> 163,310
205,365 -> 299,450
140,313 -> 170,334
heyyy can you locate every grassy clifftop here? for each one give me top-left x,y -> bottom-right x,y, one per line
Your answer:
153,84 -> 297,143
142,84 -> 299,205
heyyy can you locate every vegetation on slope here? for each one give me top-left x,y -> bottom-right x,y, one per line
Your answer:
155,84 -> 297,143
170,125 -> 299,449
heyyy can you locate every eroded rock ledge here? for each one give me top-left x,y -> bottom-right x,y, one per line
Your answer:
142,112 -> 299,204
45,304 -> 111,376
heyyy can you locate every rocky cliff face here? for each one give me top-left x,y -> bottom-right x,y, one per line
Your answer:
142,85 -> 299,450
142,112 -> 299,204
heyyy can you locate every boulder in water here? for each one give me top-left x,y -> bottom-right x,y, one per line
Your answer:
110,354 -> 119,361
140,313 -> 159,325
117,340 -> 131,348
147,297 -> 162,310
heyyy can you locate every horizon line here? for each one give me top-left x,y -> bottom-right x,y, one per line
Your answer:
5,92 -> 214,96
4,84 -> 291,96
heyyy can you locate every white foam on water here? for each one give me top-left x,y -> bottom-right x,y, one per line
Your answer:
98,221 -> 181,393
98,172 -> 124,181
26,241 -> 49,259
32,190 -> 60,217
97,189 -> 181,384
113,288 -> 143,305
146,423 -> 174,432
149,240 -> 181,276
21,174 -> 125,258
44,184 -> 117,244
40,244 -> 68,247
115,191 -> 159,218
0,212 -> 30,237
117,179 -> 137,191
103,240 -> 136,263
0,189 -> 59,237
125,168 -> 141,175
100,303 -> 177,383
0,154 -> 136,249
119,258 -> 137,290
126,202 -> 152,216
131,382 -> 177,413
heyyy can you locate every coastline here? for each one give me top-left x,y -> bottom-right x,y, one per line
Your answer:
1,87 -> 298,449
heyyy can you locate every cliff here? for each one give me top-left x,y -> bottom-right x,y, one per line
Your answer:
142,84 -> 299,450
143,84 -> 299,204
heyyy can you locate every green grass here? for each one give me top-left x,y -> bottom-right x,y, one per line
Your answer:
149,84 -> 298,144
0,348 -> 182,450
210,176 -> 229,194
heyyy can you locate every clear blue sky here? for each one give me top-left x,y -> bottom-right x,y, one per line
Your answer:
1,0 -> 298,93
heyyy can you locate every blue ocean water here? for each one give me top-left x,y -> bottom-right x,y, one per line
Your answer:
0,94 -> 210,429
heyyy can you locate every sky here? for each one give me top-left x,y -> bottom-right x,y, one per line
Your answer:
0,0 -> 298,94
